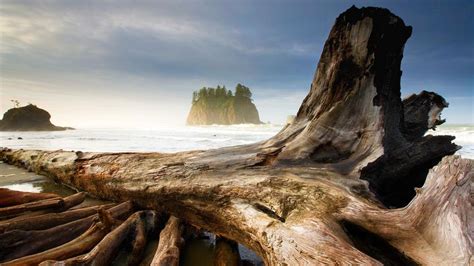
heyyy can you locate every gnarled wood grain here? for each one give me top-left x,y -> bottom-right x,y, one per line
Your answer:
151,216 -> 183,266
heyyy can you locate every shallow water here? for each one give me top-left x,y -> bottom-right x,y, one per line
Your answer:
0,161 -> 107,206
0,124 -> 282,153
0,161 -> 75,197
181,233 -> 263,266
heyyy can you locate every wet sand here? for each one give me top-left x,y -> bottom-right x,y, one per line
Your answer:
0,161 -> 106,206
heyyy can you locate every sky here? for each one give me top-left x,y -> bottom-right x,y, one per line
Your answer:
0,0 -> 472,128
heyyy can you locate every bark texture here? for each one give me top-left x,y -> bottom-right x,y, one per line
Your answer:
0,6 -> 471,265
151,216 -> 184,266
126,216 -> 149,266
0,188 -> 173,265
0,201 -> 132,262
0,192 -> 84,218
0,204 -> 114,233
43,211 -> 157,266
259,6 -> 458,207
0,188 -> 59,207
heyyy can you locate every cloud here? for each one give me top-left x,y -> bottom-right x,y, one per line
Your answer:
0,1 -> 319,61
0,1 -> 472,127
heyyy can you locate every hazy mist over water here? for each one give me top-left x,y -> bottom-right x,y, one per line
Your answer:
1,124 -> 473,159
0,124 -> 282,153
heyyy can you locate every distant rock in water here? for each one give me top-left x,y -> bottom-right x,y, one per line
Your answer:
187,84 -> 262,125
0,104 -> 73,131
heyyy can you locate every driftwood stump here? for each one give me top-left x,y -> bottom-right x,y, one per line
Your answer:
0,6 -> 472,265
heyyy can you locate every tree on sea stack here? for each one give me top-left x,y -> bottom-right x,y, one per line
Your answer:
10,99 -> 20,108
1,6 -> 471,265
186,84 -> 261,125
235,83 -> 252,99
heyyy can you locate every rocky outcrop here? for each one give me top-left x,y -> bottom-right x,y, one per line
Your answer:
186,85 -> 261,125
0,104 -> 73,131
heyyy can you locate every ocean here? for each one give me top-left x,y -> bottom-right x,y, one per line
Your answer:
0,124 -> 473,159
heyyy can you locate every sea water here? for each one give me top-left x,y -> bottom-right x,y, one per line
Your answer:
0,124 -> 281,153
0,124 -> 472,158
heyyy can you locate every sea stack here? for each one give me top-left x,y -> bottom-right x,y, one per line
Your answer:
0,104 -> 73,131
186,84 -> 262,125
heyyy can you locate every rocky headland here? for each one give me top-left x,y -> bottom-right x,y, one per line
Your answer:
0,104 -> 73,131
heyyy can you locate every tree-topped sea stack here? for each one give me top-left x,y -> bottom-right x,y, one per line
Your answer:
186,84 -> 262,125
0,104 -> 73,131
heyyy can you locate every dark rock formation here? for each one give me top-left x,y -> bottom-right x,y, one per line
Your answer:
0,104 -> 73,131
186,84 -> 261,125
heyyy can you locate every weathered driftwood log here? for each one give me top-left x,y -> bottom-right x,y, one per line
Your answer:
0,192 -> 84,218
2,202 -> 134,266
0,203 -> 114,233
0,201 -> 133,262
42,211 -> 156,266
0,6 -> 471,265
402,90 -> 448,140
126,214 -> 150,266
214,236 -> 241,266
258,6 -> 459,207
98,205 -> 120,229
0,188 -> 59,207
0,213 -> 96,262
337,155 -> 473,265
4,221 -> 109,266
151,216 -> 183,266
